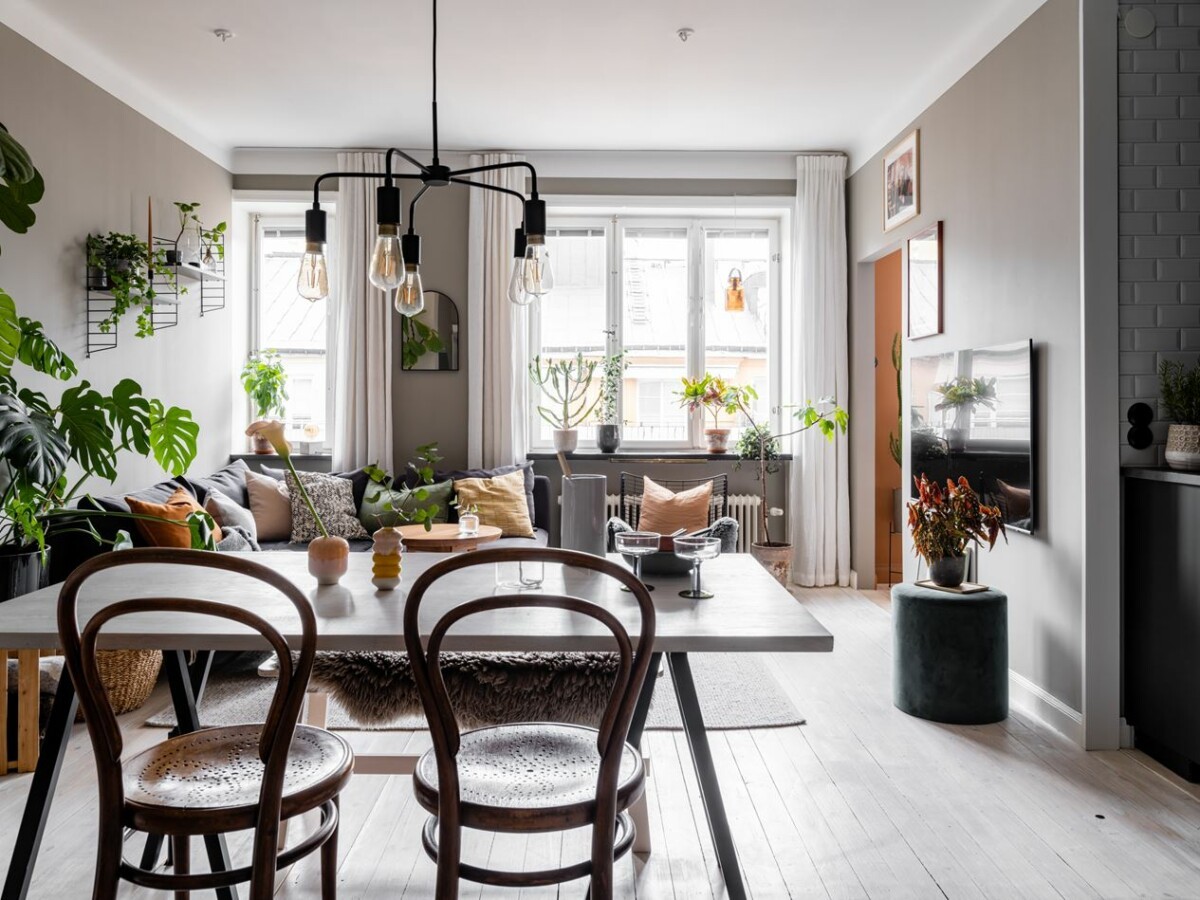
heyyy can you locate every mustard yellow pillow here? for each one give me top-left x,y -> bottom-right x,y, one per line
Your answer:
637,476 -> 712,535
453,469 -> 535,538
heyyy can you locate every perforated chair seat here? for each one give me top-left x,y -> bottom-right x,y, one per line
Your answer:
413,722 -> 645,833
122,724 -> 354,834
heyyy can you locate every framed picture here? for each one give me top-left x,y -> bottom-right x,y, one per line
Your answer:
907,221 -> 942,339
883,129 -> 920,231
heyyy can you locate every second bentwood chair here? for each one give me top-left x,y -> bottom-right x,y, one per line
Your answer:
404,547 -> 657,899
58,548 -> 354,900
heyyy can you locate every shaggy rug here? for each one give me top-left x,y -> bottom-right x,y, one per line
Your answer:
146,652 -> 803,732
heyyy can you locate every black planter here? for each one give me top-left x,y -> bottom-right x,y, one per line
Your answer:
929,554 -> 966,588
0,545 -> 49,603
86,266 -> 111,291
596,424 -> 621,453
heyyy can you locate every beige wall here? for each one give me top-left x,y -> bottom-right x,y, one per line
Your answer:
0,24 -> 233,493
847,0 -> 1084,710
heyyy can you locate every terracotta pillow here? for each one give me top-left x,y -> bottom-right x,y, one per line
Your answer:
125,487 -> 222,548
244,469 -> 292,542
453,470 -> 535,538
637,477 -> 712,536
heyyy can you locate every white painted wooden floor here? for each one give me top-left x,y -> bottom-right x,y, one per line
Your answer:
3,586 -> 1200,898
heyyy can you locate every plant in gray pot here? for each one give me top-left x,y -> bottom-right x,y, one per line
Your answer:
594,350 -> 627,453
1159,359 -> 1200,470
907,474 -> 1005,589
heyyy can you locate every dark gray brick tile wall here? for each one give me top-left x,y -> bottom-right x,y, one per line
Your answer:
1120,2 -> 1200,464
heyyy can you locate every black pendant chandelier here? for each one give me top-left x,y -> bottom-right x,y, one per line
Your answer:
296,0 -> 552,315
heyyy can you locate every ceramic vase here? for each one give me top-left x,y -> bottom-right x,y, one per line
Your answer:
553,428 -> 579,453
371,527 -> 403,590
1166,423 -> 1200,470
308,535 -> 350,586
929,554 -> 967,588
596,424 -> 621,453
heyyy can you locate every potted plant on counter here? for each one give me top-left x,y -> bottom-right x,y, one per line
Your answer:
594,350 -> 627,453
907,474 -> 1005,588
241,350 -> 288,454
677,373 -> 745,453
529,353 -> 600,454
1159,359 -> 1200,470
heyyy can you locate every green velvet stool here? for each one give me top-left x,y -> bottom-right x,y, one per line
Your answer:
891,582 -> 1008,724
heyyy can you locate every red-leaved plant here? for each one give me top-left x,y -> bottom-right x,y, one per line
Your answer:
907,474 -> 1006,564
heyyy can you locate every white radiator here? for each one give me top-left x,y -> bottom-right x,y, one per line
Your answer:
602,493 -> 763,553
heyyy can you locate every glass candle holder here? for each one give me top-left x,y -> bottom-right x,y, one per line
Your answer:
495,558 -> 545,590
459,512 -> 480,536
673,535 -> 721,599
614,530 -> 660,592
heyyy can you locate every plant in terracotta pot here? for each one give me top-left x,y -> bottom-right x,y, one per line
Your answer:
676,373 -> 749,453
907,473 -> 1006,588
1159,359 -> 1200,470
241,350 -> 288,454
247,419 -> 345,584
594,350 -> 628,453
529,353 -> 600,454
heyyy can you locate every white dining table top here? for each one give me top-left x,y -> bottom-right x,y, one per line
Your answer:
0,551 -> 833,654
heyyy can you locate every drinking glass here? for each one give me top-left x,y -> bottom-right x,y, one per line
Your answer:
495,559 -> 545,590
614,530 -> 660,592
674,535 -> 722,599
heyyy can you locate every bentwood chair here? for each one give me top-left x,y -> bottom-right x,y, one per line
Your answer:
58,548 -> 354,900
404,547 -> 656,899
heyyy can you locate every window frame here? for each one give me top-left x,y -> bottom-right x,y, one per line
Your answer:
529,202 -> 785,452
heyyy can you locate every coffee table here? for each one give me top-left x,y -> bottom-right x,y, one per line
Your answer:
395,522 -> 501,552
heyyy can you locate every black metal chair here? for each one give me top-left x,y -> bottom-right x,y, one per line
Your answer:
403,547 -> 656,899
618,472 -> 729,529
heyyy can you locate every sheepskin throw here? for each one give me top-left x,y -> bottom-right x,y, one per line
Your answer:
311,651 -> 619,728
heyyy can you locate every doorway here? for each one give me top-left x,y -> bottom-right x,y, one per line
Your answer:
873,250 -> 903,589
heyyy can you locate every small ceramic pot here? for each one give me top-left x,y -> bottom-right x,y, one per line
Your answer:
371,527 -> 404,591
553,429 -> 579,453
308,535 -> 350,586
1166,423 -> 1200,470
459,513 -> 480,535
705,428 -> 731,453
596,424 -> 621,453
929,554 -> 967,588
750,541 -> 791,586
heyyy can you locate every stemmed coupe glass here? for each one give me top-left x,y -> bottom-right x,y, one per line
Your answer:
674,535 -> 722,599
614,531 -> 660,592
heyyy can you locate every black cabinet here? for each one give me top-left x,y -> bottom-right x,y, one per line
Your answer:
1124,468 -> 1200,781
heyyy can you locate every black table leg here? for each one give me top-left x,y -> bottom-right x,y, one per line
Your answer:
667,652 -> 747,900
627,651 -> 662,750
162,650 -> 239,900
2,668 -> 79,900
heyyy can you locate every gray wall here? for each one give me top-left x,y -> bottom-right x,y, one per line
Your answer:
847,0 -> 1085,710
1117,0 -> 1200,465
0,25 -> 233,493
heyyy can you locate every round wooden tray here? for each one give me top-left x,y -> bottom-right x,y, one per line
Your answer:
396,523 -> 502,553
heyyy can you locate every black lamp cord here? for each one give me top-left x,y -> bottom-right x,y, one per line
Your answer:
431,0 -> 439,166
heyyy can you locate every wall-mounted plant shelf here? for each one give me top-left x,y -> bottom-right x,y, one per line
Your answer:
84,235 -> 180,358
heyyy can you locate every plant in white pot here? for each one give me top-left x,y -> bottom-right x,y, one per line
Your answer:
907,474 -> 1005,588
241,350 -> 288,454
1160,359 -> 1200,470
529,353 -> 599,453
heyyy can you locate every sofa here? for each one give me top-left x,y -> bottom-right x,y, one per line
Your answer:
47,458 -> 551,584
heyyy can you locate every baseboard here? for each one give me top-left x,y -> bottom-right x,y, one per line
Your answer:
1008,670 -> 1084,745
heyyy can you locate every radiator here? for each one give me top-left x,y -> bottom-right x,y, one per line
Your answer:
602,493 -> 763,553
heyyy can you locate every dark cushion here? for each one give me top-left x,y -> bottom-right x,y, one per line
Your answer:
532,475 -> 550,532
189,459 -> 252,508
435,463 -> 536,524
262,464 -> 373,511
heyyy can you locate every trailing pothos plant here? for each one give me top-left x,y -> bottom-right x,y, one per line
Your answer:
0,289 -> 206,554
87,232 -> 181,337
362,442 -> 444,532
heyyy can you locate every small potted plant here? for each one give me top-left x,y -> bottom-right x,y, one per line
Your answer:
594,350 -> 627,453
87,233 -> 180,337
676,373 -> 743,453
172,201 -> 203,267
933,376 -> 997,452
907,474 -> 1006,588
1159,359 -> 1200,470
529,353 -> 600,453
200,220 -> 227,269
240,350 -> 288,454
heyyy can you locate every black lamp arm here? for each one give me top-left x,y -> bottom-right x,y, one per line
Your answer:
449,160 -> 539,197
311,170 -> 421,206
448,177 -> 526,208
385,148 -> 430,179
407,184 -> 431,234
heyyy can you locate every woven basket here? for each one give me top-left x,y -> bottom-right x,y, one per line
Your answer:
75,650 -> 163,718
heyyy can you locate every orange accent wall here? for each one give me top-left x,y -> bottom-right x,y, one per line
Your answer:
874,251 -> 903,585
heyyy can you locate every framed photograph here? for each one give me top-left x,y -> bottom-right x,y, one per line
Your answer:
883,129 -> 920,231
907,221 -> 942,339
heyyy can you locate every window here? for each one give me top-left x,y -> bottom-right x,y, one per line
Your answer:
529,208 -> 782,449
251,215 -> 333,445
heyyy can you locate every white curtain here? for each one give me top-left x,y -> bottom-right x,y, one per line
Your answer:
467,152 -> 529,468
790,155 -> 851,587
331,151 -> 394,472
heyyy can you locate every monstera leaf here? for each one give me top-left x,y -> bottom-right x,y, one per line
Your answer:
148,399 -> 199,476
0,168 -> 44,254
0,126 -> 34,184
17,317 -> 76,380
58,381 -> 118,482
0,392 -> 69,486
0,290 -> 19,377
104,378 -> 152,456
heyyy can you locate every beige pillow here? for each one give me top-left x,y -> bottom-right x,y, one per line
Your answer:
244,468 -> 291,542
453,469 -> 535,538
638,477 -> 712,535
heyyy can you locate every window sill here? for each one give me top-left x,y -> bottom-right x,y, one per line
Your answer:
526,451 -> 793,463
230,452 -> 333,461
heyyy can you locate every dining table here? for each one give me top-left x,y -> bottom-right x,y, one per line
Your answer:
0,549 -> 833,900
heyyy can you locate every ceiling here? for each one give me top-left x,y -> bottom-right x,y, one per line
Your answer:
1,0 -> 1047,172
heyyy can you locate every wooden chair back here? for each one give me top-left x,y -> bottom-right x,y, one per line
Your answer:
403,546 -> 656,801
57,548 -> 317,855
618,472 -> 729,528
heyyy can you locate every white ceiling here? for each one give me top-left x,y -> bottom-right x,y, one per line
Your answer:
1,0 -> 1047,173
